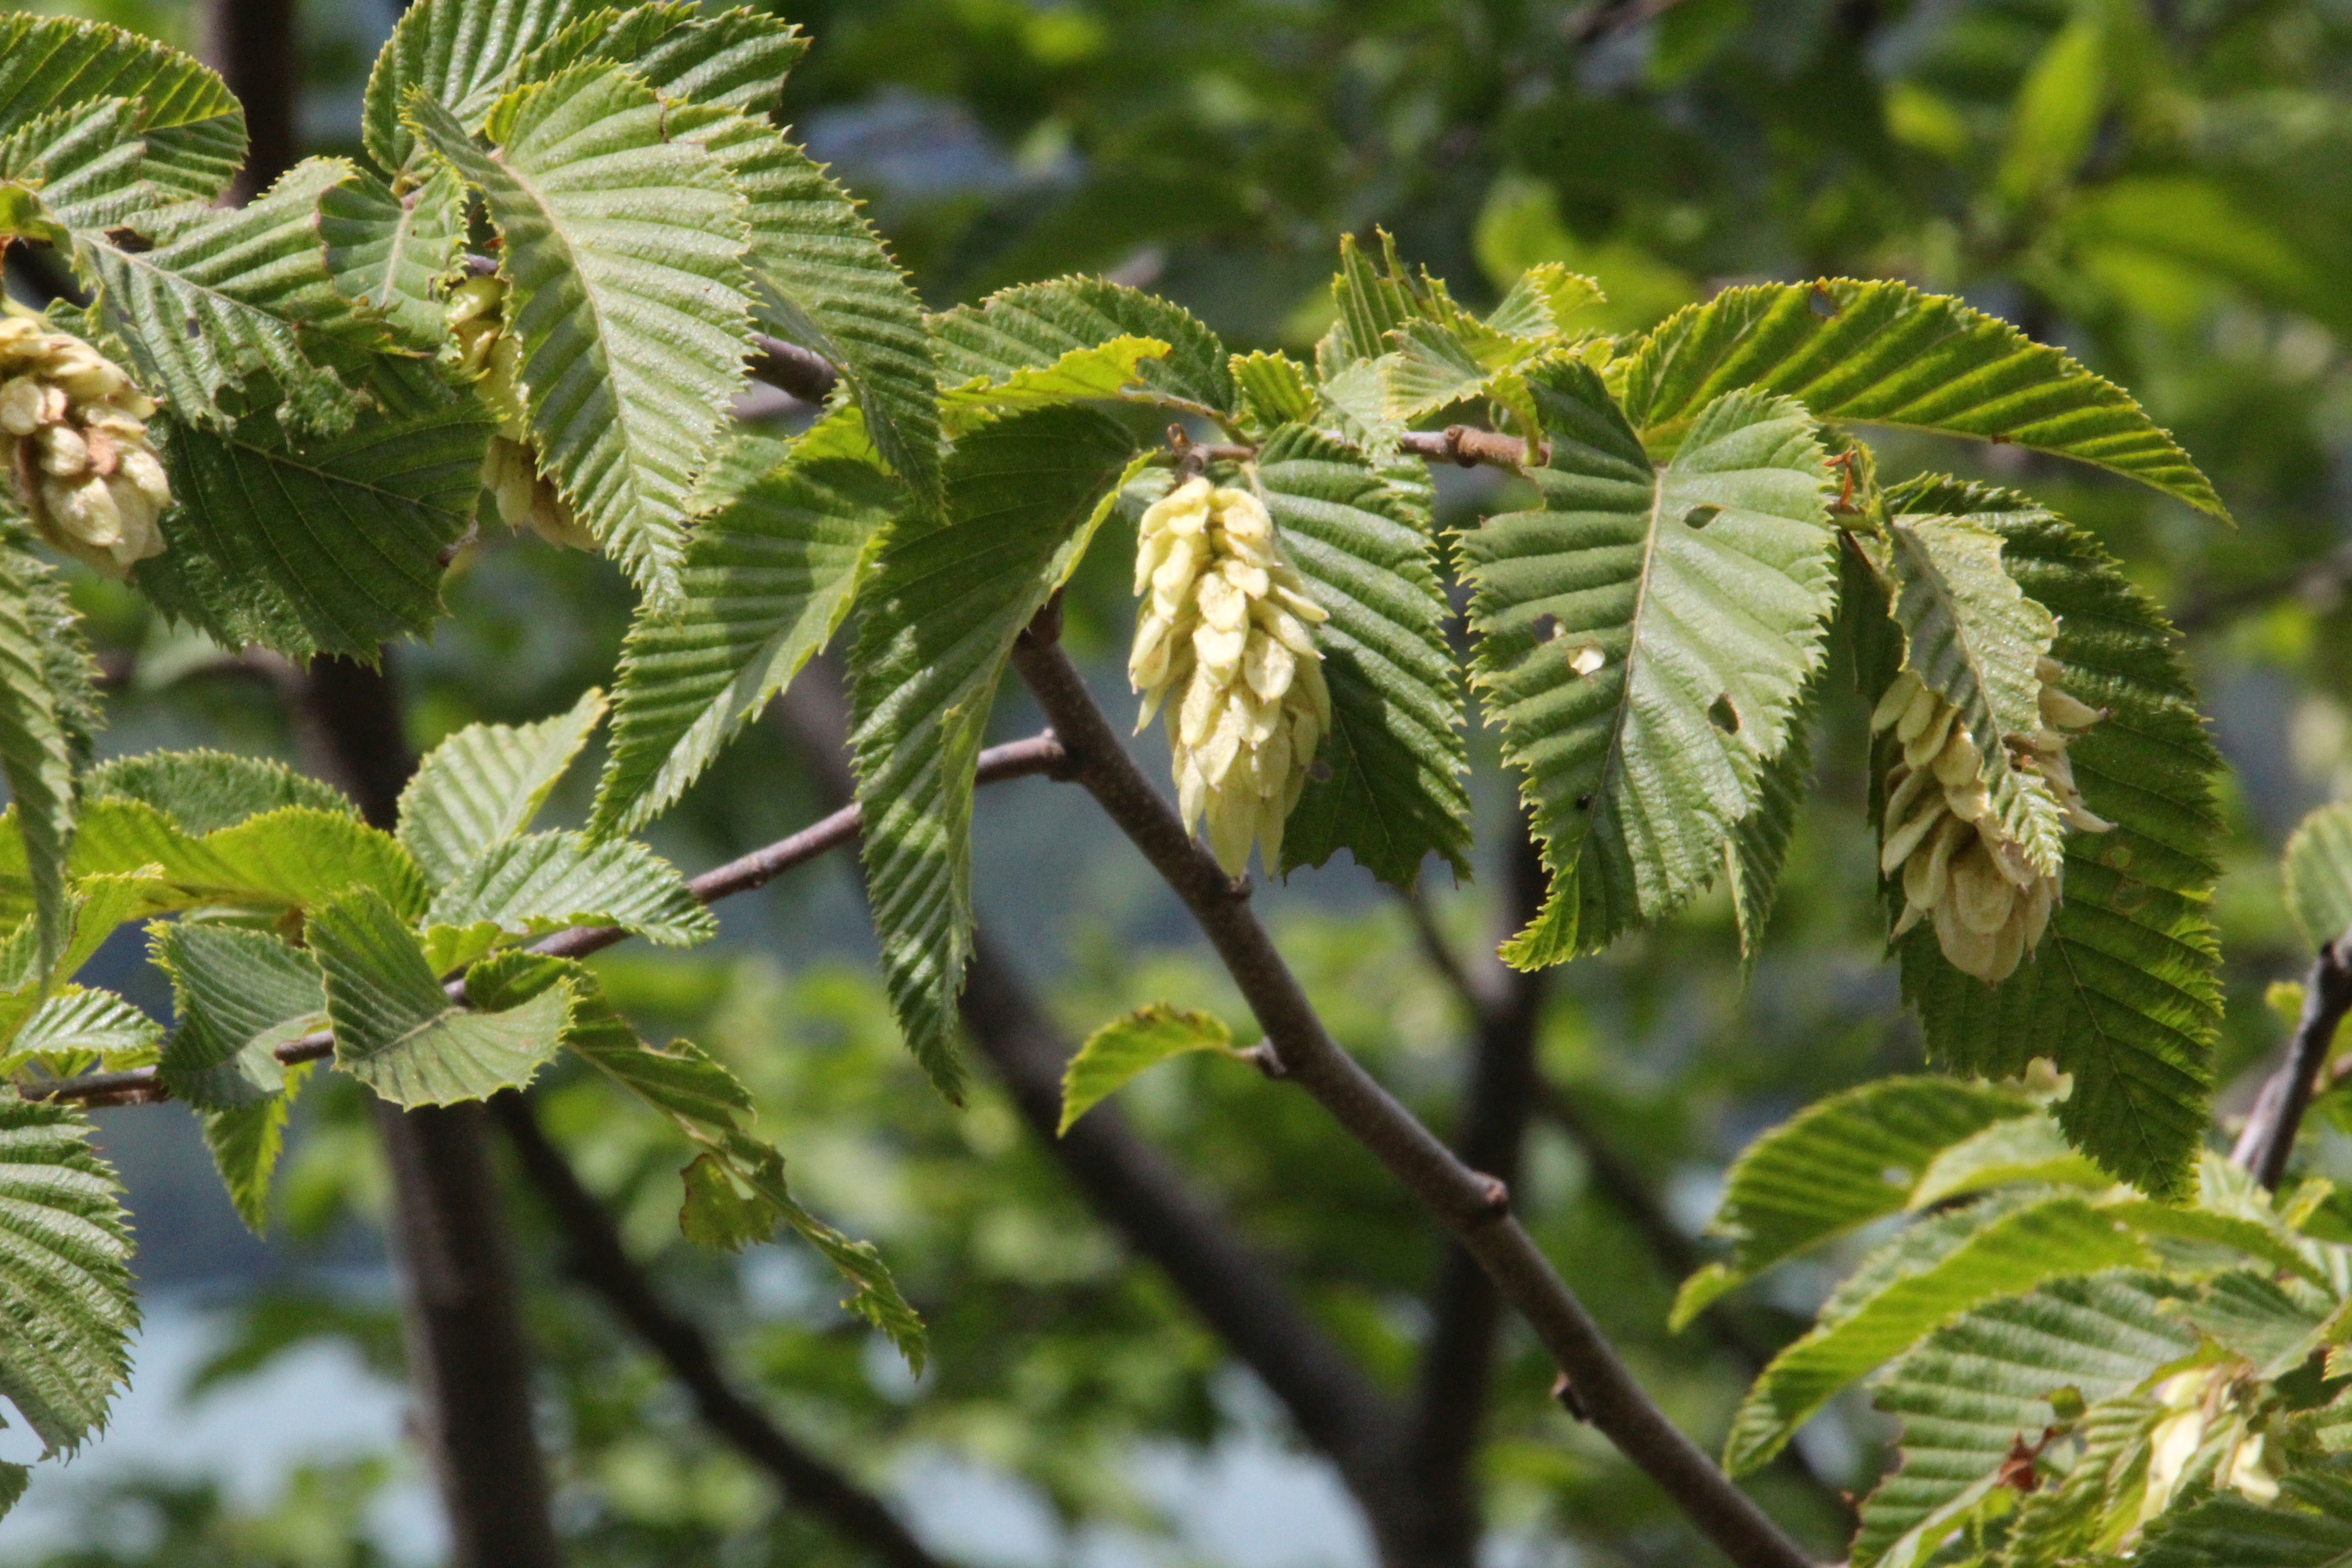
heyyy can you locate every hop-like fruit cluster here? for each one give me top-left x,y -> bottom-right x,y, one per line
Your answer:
1873,657 -> 2113,985
2141,1362 -> 2276,1520
446,277 -> 595,552
0,315 -> 169,578
1130,475 -> 1331,877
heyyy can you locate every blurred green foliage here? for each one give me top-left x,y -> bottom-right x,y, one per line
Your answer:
21,0 -> 2352,1563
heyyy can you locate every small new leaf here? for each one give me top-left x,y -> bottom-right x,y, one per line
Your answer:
1059,1004 -> 1239,1135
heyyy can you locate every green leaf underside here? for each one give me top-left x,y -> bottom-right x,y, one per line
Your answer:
0,14 -> 244,201
0,536 -> 82,969
1617,278 -> 2227,519
667,109 -> 940,505
1462,362 -> 1835,964
514,4 -> 808,119
88,751 -> 350,836
1727,673 -> 1820,975
1726,1196 -> 2154,1475
153,922 -> 321,1110
2285,801 -> 2352,952
1855,1270 -> 2199,1568
398,687 -> 605,886
74,157 -> 370,434
363,0 -> 578,174
312,888 -> 568,1106
2132,1466 -> 2352,1568
138,358 -> 495,661
1882,514 -> 2067,875
932,277 -> 1236,419
425,831 -> 714,946
1231,350 -> 1317,433
594,428 -> 901,835
1253,426 -> 1470,886
0,1093 -> 137,1458
0,99 -> 151,244
5,989 -> 159,1073
405,65 -> 751,598
1059,1004 -> 1237,1135
1864,480 -> 2223,1200
940,337 -> 1173,432
1673,1076 -> 2035,1330
320,167 -> 466,350
472,951 -> 925,1367
849,406 -> 1140,1098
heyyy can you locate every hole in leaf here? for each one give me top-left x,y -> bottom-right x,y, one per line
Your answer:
1575,793 -> 1593,811
1708,693 -> 1740,733
103,227 -> 152,254
1307,760 -> 1333,783
1563,642 -> 1604,677
1683,504 -> 1721,529
1808,287 -> 1838,319
1532,613 -> 1561,641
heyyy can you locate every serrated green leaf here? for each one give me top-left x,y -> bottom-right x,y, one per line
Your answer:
594,427 -> 899,835
320,167 -> 466,351
0,1092 -> 137,1457
1855,1271 -> 2197,1568
87,751 -> 348,838
0,100 -> 149,240
1673,1076 -> 2037,1330
472,950 -> 925,1367
850,406 -> 1138,1098
659,105 -> 939,502
1230,351 -> 1317,434
515,3 -> 807,116
0,534 -> 84,971
138,357 -> 495,661
1727,674 -> 1820,976
1859,480 -> 2223,1200
1882,513 -> 2067,878
1486,263 -> 1605,341
196,1073 -> 309,1238
2002,1388 -> 2161,1565
425,831 -> 713,946
72,157 -> 371,434
2130,1465 -> 2352,1568
1908,1112 -> 2107,1210
363,0 -> 580,174
398,687 -> 605,887
1617,279 -> 2227,519
312,888 -> 567,1106
939,336 -> 1172,433
3,989 -> 158,1076
1059,1004 -> 1238,1136
406,65 -> 751,598
152,922 -> 322,1111
1461,363 -> 1836,963
933,277 -> 1235,420
0,13 -> 244,201
1317,231 -> 1422,378
1250,425 -> 1470,886
2285,801 -> 2352,952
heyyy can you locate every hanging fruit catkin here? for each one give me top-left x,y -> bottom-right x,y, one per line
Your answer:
0,315 -> 170,578
1872,656 -> 2112,984
1130,475 -> 1332,877
445,276 -> 596,552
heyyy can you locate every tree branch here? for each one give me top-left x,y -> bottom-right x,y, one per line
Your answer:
1398,826 -> 1550,1563
1005,625 -> 1817,1568
764,662 -> 1422,1555
2236,938 -> 2352,1188
491,1093 -> 956,1568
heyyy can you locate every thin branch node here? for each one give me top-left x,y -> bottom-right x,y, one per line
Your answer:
1242,1042 -> 1289,1080
1442,424 -> 1480,468
1551,1371 -> 1589,1422
1470,1173 -> 1511,1221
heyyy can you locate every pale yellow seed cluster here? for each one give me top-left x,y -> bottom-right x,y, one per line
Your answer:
1872,657 -> 2113,984
446,277 -> 595,552
1130,475 -> 1332,877
2141,1363 -> 2276,1521
0,316 -> 169,578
